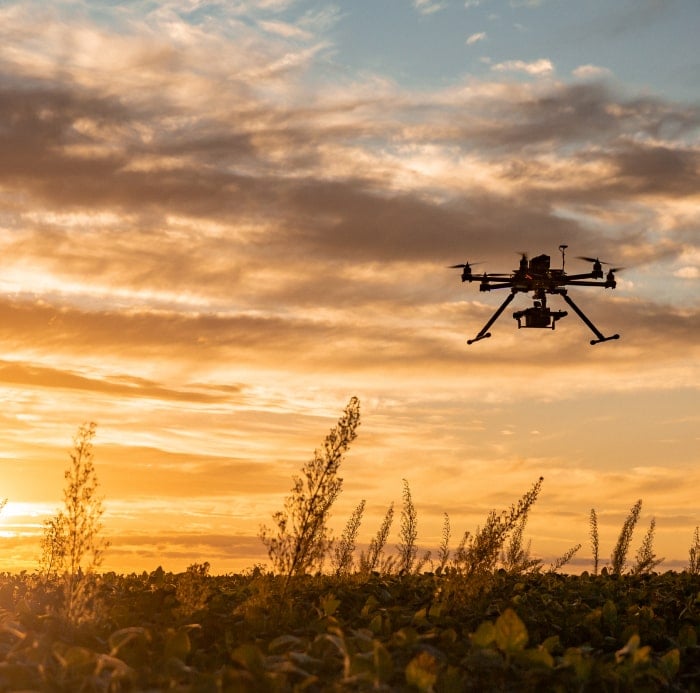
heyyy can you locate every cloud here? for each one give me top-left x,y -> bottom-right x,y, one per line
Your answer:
466,31 -> 487,45
492,58 -> 554,75
258,19 -> 313,40
674,267 -> 699,279
413,0 -> 446,14
573,64 -> 612,79
0,0 -> 698,573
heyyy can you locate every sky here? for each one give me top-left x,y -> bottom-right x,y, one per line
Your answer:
0,0 -> 698,575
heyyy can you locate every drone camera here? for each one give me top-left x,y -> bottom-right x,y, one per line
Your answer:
513,304 -> 568,329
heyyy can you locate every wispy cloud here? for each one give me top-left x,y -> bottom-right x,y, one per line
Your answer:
466,31 -> 487,45
413,0 -> 446,15
573,64 -> 613,79
492,58 -> 554,75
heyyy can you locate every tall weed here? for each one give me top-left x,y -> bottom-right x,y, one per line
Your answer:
453,477 -> 544,576
359,503 -> 395,574
260,397 -> 360,580
332,500 -> 366,576
610,499 -> 642,575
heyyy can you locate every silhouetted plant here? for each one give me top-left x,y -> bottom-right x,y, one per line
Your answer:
500,512 -> 542,574
610,499 -> 642,575
359,503 -> 394,574
259,397 -> 360,580
688,526 -> 700,575
589,508 -> 600,575
453,477 -> 544,576
632,518 -> 663,574
332,499 -> 365,575
397,479 -> 418,574
40,422 -> 109,622
549,543 -> 581,573
436,512 -> 451,573
40,515 -> 67,581
175,561 -> 213,617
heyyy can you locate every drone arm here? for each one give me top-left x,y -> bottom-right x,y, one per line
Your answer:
479,282 -> 515,291
565,279 -> 616,289
560,292 -> 619,345
467,291 -> 516,344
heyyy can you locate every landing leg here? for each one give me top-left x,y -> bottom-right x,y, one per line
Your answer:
467,292 -> 516,344
560,292 -> 619,345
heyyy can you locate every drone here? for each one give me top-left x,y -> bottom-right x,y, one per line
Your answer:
450,245 -> 622,345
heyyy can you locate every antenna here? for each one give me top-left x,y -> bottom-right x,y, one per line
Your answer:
559,244 -> 568,271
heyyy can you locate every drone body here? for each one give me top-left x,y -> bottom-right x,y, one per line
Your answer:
450,245 -> 621,345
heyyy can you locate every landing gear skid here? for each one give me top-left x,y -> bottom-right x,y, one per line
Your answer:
467,292 -> 515,345
466,289 -> 620,346
560,292 -> 619,345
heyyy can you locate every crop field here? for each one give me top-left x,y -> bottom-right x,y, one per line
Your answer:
3,407 -> 697,690
1,567 -> 699,691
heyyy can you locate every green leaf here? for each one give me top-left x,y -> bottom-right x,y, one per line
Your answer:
470,621 -> 496,649
563,647 -> 593,683
495,608 -> 528,653
231,643 -> 266,678
615,633 -> 640,663
108,627 -> 150,657
413,607 -> 429,626
392,626 -> 419,649
678,623 -> 697,648
373,640 -> 394,683
541,635 -> 560,654
602,599 -> 618,630
659,648 -> 680,679
164,628 -> 191,662
267,634 -> 304,654
319,593 -> 340,617
520,647 -> 554,669
361,595 -> 379,618
405,651 -> 438,692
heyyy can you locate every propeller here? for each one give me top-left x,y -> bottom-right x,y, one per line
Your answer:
448,262 -> 482,268
577,256 -> 610,265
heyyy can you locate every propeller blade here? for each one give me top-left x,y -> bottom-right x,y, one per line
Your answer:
609,267 -> 625,273
577,256 -> 610,265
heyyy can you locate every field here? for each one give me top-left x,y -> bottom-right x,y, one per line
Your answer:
1,567 -> 699,691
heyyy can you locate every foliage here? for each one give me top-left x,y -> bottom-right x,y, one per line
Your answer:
611,499 -> 642,575
332,500 -> 366,576
259,397 -> 361,579
39,422 -> 109,623
0,568 -> 698,690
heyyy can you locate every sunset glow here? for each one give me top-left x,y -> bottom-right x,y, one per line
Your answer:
0,0 -> 698,575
